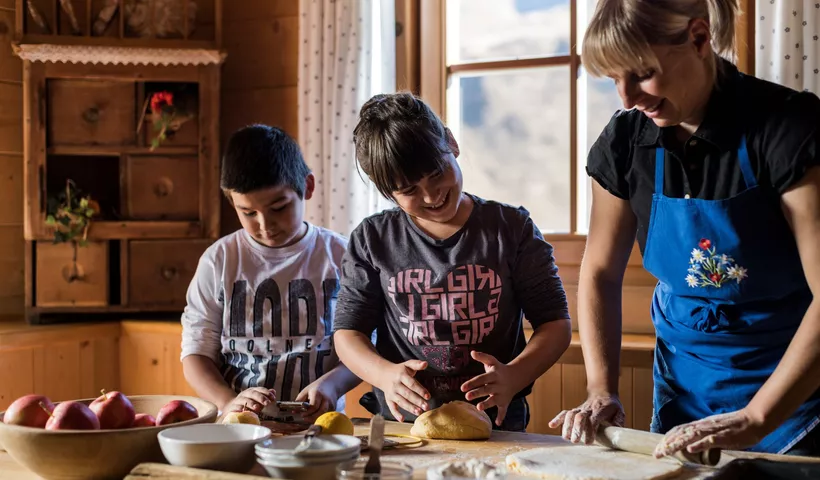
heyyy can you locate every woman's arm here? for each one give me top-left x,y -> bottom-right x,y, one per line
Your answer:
549,180 -> 638,443
655,166 -> 820,456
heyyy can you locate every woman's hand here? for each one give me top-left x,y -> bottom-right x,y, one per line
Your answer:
548,393 -> 625,444
653,408 -> 769,458
222,387 -> 276,414
377,359 -> 430,422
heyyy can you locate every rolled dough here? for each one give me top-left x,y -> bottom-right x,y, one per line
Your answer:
409,400 -> 492,440
505,445 -> 684,480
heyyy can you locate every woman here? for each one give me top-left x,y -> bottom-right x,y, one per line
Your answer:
549,0 -> 820,457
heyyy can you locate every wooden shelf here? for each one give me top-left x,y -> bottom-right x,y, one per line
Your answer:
48,146 -> 199,156
26,221 -> 203,241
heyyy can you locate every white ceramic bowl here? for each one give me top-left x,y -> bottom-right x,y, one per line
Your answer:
255,434 -> 361,459
257,450 -> 360,480
158,423 -> 271,473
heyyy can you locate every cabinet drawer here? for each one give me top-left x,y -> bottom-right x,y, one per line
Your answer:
35,241 -> 109,307
125,156 -> 199,220
47,79 -> 136,146
127,240 -> 211,307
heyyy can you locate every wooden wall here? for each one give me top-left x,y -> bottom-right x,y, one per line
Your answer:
218,0 -> 299,235
0,0 -> 25,317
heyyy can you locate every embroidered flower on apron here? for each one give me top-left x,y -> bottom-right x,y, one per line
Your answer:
686,238 -> 748,288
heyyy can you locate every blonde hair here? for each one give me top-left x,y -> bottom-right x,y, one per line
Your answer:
581,0 -> 738,79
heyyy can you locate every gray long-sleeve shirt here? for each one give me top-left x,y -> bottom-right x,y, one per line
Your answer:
333,193 -> 570,420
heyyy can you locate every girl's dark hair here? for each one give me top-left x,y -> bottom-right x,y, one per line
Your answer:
353,92 -> 452,199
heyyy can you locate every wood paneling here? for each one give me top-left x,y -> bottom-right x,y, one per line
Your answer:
222,16 -> 298,91
0,226 -> 24,315
0,8 -> 21,82
0,81 -> 22,152
221,1 -> 298,21
0,154 -> 22,224
221,86 -> 298,142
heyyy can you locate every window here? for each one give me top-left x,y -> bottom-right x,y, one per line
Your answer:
422,0 -> 623,235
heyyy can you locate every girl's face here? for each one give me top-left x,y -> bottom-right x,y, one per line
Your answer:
609,19 -> 713,130
391,153 -> 466,225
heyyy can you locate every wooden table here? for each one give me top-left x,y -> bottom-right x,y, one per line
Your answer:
1,421 -> 818,480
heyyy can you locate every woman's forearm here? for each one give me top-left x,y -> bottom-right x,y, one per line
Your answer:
182,354 -> 238,411
747,300 -> 820,429
578,275 -> 624,396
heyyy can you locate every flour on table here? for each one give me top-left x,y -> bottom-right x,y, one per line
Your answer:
428,459 -> 506,480
506,445 -> 684,480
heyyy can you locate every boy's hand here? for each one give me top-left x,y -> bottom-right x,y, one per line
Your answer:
379,360 -> 430,422
223,387 -> 276,414
461,351 -> 517,426
295,381 -> 338,423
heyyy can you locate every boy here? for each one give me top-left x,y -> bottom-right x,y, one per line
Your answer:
181,124 -> 360,422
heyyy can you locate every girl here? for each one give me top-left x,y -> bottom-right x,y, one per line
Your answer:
333,92 -> 572,431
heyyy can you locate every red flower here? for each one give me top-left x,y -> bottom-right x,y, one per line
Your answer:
699,238 -> 712,250
150,91 -> 174,114
709,273 -> 722,283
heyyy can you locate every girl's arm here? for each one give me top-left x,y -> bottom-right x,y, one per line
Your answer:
549,181 -> 637,443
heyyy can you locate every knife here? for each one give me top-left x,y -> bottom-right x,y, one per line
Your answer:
365,415 -> 385,474
293,424 -> 322,453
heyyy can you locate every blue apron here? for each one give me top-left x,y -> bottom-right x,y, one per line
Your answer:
643,136 -> 820,454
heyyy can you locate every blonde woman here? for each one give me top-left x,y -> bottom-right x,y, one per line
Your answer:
550,0 -> 820,457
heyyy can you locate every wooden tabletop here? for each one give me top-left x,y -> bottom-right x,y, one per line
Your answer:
1,421 -> 818,480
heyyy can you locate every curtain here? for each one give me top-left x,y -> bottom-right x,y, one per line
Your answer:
756,0 -> 820,94
298,0 -> 397,236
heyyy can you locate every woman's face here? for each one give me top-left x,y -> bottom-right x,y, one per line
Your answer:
609,19 -> 714,129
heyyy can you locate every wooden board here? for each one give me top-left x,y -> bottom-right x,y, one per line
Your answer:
126,463 -> 270,479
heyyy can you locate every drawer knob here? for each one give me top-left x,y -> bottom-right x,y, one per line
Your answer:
82,106 -> 101,124
153,177 -> 174,198
161,266 -> 177,280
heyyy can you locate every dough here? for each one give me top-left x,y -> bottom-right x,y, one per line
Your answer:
409,400 -> 492,440
428,459 -> 505,480
506,445 -> 684,480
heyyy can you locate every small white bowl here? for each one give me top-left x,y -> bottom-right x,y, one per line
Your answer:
158,423 -> 271,473
257,450 -> 360,480
255,434 -> 361,459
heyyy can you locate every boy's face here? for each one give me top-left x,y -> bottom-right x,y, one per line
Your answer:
228,174 -> 314,248
391,153 -> 465,224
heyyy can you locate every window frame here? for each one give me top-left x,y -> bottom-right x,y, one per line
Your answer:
413,0 -> 756,244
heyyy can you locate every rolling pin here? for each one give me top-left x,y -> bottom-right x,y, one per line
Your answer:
595,424 -> 721,466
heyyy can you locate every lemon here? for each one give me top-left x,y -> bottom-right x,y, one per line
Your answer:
221,411 -> 261,425
314,411 -> 354,435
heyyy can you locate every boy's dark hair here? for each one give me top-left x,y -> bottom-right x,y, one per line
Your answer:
353,92 -> 452,199
221,124 -> 311,198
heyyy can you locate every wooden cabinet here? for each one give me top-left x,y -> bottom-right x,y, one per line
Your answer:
118,320 -> 196,397
14,1 -> 225,324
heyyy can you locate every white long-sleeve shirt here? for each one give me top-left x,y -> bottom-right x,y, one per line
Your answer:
180,223 -> 348,405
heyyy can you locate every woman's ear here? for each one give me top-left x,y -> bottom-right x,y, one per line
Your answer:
688,18 -> 712,59
444,127 -> 460,158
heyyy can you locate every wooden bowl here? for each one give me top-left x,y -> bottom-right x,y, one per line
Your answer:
0,394 -> 218,480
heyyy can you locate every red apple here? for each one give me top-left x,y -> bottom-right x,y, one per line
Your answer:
45,401 -> 100,430
131,413 -> 156,428
89,389 -> 135,429
2,395 -> 55,428
155,400 -> 198,426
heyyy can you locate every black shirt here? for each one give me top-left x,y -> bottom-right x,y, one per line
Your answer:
586,60 -> 820,255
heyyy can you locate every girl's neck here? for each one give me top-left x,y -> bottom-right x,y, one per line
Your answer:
412,193 -> 474,241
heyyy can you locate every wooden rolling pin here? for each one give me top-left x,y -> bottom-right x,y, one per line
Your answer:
595,425 -> 721,466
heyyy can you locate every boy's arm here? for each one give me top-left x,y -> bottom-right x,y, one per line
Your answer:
180,251 -> 241,412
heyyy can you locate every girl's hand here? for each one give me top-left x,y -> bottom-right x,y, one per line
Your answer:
223,387 -> 276,414
378,360 -> 430,422
460,351 -> 518,426
295,381 -> 337,423
549,393 -> 625,444
654,409 -> 769,458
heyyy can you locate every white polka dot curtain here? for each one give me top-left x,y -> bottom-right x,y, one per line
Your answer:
756,0 -> 820,94
298,0 -> 397,236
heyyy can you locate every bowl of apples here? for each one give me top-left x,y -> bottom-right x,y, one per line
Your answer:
0,391 -> 217,480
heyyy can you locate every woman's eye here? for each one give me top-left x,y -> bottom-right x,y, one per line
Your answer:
635,70 -> 655,81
